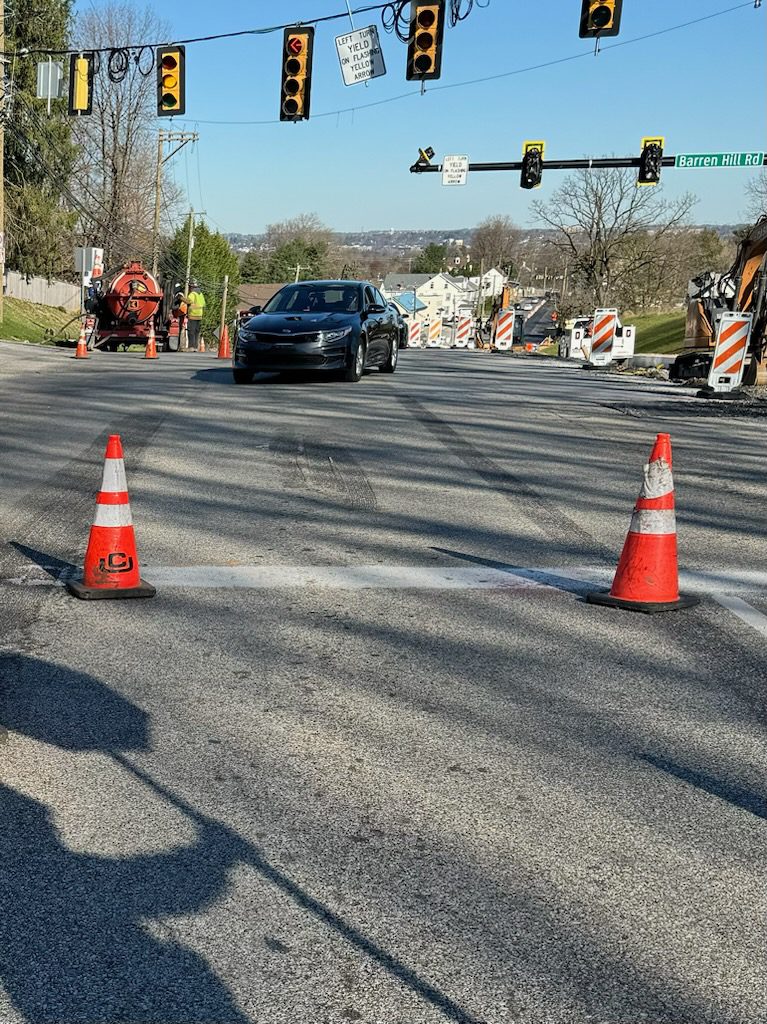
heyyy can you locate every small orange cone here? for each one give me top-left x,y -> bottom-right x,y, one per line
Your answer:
587,433 -> 698,613
199,334 -> 206,353
217,323 -> 231,360
74,321 -> 89,359
144,321 -> 159,360
67,434 -> 155,600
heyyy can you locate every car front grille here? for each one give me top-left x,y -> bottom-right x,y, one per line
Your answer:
251,332 -> 320,345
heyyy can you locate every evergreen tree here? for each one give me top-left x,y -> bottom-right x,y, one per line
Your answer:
162,219 -> 240,332
412,244 -> 447,274
5,0 -> 77,277
240,250 -> 266,284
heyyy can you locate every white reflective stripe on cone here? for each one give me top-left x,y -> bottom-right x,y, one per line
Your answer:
100,459 -> 128,493
629,508 -> 676,535
640,458 -> 673,500
94,502 -> 133,527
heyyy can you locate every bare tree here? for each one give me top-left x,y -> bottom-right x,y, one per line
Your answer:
470,215 -> 519,271
745,171 -> 767,220
532,169 -> 696,308
71,4 -> 182,267
263,213 -> 332,251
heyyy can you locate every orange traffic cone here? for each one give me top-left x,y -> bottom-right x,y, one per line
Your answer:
199,334 -> 206,353
587,433 -> 698,613
144,321 -> 159,360
74,321 -> 89,359
217,323 -> 231,360
67,434 -> 155,600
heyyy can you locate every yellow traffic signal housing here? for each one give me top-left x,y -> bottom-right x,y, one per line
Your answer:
406,1 -> 446,81
280,26 -> 315,122
156,46 -> 186,117
520,140 -> 545,190
579,0 -> 623,38
68,52 -> 94,116
638,136 -> 665,186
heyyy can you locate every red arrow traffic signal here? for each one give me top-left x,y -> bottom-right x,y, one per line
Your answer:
288,36 -> 303,55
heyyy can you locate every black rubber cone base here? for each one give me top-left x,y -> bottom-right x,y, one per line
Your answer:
586,591 -> 700,614
66,579 -> 156,601
696,387 -> 748,401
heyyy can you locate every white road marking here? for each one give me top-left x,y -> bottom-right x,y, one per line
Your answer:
710,593 -> 767,639
141,565 -> 553,590
3,563 -> 767,608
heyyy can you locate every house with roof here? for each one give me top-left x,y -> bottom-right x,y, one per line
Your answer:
389,292 -> 428,318
237,283 -> 288,311
382,271 -> 480,322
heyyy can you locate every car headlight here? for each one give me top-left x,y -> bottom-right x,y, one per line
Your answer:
238,327 -> 256,341
317,327 -> 352,344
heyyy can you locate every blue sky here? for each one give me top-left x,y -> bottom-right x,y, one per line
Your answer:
146,0 -> 764,233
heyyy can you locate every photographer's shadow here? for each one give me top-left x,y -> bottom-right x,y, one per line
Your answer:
0,653 -> 250,1023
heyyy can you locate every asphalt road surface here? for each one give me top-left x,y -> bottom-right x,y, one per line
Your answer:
1,340 -> 765,1024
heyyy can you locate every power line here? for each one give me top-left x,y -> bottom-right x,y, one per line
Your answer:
1,3 -> 409,58
171,1 -> 758,126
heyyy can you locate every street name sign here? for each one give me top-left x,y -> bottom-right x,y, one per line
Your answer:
675,152 -> 764,169
335,26 -> 386,86
442,155 -> 469,186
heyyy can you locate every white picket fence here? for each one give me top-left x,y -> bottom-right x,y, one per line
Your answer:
5,270 -> 80,312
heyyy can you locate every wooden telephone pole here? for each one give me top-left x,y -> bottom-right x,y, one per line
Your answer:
152,129 -> 198,278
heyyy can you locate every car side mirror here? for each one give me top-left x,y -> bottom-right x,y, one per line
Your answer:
249,305 -> 262,315
366,303 -> 386,314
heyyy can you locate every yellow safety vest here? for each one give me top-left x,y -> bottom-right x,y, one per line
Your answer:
187,291 -> 206,319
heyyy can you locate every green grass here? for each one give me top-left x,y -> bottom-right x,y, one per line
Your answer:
630,310 -> 686,355
0,297 -> 78,344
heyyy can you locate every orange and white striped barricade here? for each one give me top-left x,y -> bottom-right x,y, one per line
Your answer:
707,312 -> 753,393
426,318 -> 442,348
454,315 -> 472,348
589,309 -> 618,365
408,320 -> 423,348
494,309 -> 515,351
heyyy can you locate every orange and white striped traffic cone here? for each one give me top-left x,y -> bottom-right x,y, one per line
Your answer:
198,334 -> 206,353
587,433 -> 698,613
67,434 -> 155,600
144,321 -> 159,360
217,323 -> 231,360
74,321 -> 90,359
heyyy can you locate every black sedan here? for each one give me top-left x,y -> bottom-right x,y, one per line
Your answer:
233,280 -> 399,384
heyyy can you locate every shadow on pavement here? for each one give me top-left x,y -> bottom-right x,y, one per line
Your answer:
0,653 -> 483,1024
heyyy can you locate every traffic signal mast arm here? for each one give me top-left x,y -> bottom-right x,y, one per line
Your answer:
410,154 -> 679,173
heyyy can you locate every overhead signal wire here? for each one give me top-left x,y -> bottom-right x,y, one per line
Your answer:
170,1 -> 758,126
0,2 -> 467,58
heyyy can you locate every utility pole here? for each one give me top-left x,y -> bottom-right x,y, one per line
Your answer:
181,208 -> 204,351
293,264 -> 314,283
219,273 -> 229,344
152,129 -> 198,278
0,1 -> 5,324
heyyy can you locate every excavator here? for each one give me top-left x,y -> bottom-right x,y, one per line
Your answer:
670,215 -> 767,384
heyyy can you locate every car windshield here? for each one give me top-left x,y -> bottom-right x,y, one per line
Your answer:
263,284 -> 361,314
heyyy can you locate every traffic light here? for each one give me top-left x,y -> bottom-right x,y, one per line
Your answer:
638,136 -> 664,186
156,46 -> 186,117
68,52 -> 94,117
579,0 -> 623,38
280,26 -> 315,121
520,140 -> 545,190
406,1 -> 446,81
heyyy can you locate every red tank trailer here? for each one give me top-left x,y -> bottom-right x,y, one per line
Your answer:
90,260 -> 183,352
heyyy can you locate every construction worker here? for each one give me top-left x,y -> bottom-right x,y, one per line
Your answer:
186,280 -> 206,351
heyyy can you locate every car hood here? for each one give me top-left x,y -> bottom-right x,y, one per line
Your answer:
241,312 -> 357,335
